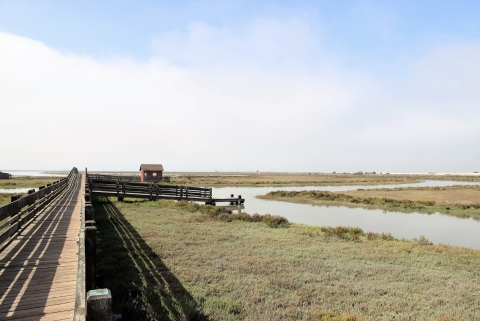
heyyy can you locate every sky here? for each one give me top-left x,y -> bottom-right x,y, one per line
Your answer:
0,0 -> 479,173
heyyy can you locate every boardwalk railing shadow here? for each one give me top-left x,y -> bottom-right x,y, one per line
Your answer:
0,174 -> 80,320
93,196 -> 208,321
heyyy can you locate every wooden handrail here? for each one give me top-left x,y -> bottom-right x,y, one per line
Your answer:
0,167 -> 78,251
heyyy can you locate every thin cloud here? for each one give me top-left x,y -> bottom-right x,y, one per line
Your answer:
0,19 -> 478,172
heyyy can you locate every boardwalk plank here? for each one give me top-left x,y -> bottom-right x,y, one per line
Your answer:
0,174 -> 82,320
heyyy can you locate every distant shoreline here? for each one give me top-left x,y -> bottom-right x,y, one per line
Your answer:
2,170 -> 479,176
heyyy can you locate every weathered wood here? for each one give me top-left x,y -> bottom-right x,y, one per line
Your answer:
91,190 -> 245,204
85,202 -> 94,221
0,171 -> 81,321
86,289 -> 112,321
85,226 -> 97,292
0,173 -> 71,222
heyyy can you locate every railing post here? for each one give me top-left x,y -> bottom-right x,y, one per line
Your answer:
85,225 -> 97,292
87,289 -> 121,321
85,203 -> 94,221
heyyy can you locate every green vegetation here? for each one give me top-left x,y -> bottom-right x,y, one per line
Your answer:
259,186 -> 480,220
0,177 -> 64,207
168,173 -> 480,187
93,197 -> 479,321
169,173 -> 422,187
0,193 -> 18,207
0,176 -> 64,189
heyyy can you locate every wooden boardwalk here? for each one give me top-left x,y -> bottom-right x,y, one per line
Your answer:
0,174 -> 82,320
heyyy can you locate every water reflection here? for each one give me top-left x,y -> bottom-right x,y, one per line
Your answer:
211,181 -> 480,249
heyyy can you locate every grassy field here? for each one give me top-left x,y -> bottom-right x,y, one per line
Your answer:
0,193 -> 18,207
93,197 -> 479,321
0,177 -> 64,207
169,173 -> 419,187
259,185 -> 480,220
167,173 -> 480,187
0,176 -> 64,189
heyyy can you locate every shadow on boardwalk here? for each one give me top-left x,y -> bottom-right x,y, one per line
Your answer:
93,197 -> 208,321
0,174 -> 80,320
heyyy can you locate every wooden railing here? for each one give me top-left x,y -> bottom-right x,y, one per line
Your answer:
87,173 -> 171,183
0,168 -> 77,251
74,170 -> 121,321
88,178 -> 212,201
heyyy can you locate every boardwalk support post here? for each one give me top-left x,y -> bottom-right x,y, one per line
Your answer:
85,226 -> 97,292
85,202 -> 94,221
87,289 -> 121,321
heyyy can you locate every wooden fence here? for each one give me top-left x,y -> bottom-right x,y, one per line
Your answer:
0,168 -> 77,251
74,170 -> 121,321
88,178 -> 212,201
87,173 -> 170,182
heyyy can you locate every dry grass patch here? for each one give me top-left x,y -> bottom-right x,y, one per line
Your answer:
0,176 -> 64,207
168,173 -> 480,187
345,185 -> 480,207
0,193 -> 19,207
93,197 -> 479,321
0,176 -> 64,189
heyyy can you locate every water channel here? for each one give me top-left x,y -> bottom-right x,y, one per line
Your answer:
4,171 -> 67,177
1,172 -> 478,249
212,181 -> 480,250
0,171 -> 67,193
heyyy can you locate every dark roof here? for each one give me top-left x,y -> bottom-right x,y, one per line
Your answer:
139,164 -> 164,171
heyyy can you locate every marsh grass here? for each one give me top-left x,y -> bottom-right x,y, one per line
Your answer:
152,200 -> 289,228
0,176 -> 64,217
169,173 -> 479,187
0,193 -> 23,207
93,197 -> 480,321
93,197 -> 209,320
0,176 -> 63,189
0,193 -> 27,234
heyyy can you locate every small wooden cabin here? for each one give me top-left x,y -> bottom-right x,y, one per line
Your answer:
0,171 -> 11,179
139,164 -> 164,182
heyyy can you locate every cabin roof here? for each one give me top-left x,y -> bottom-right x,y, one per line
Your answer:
139,164 -> 164,171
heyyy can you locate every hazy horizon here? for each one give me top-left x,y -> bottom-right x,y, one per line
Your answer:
2,169 -> 479,176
